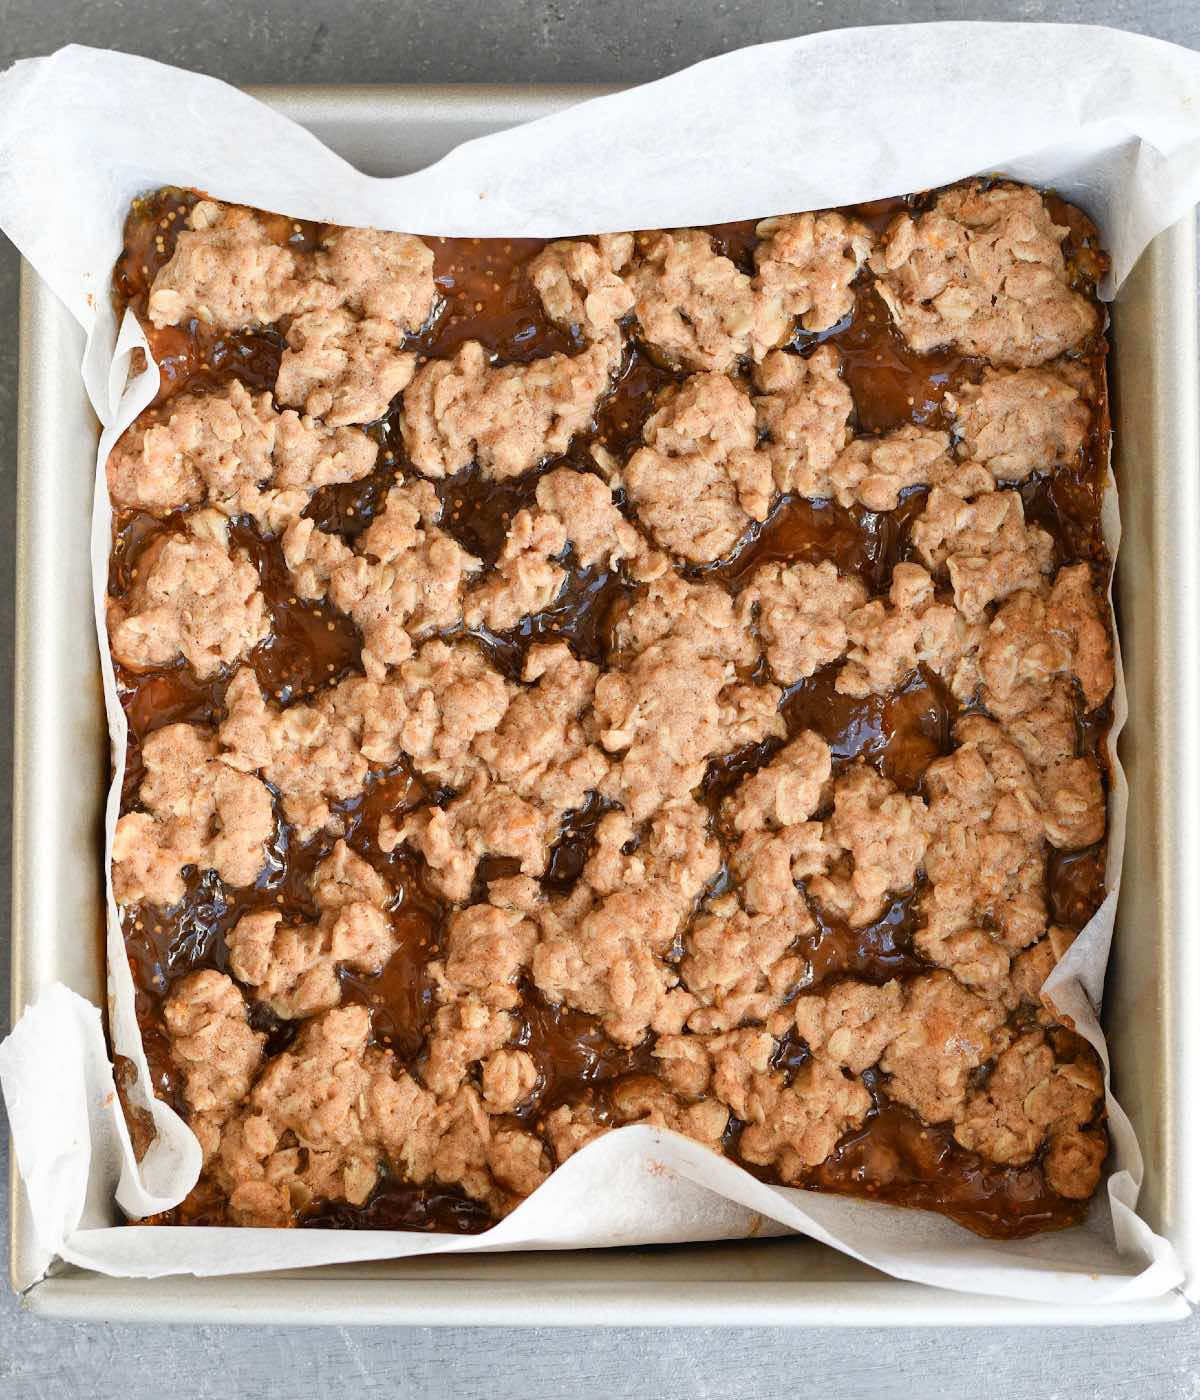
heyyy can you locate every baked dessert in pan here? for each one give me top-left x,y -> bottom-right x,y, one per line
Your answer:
105,179 -> 1114,1238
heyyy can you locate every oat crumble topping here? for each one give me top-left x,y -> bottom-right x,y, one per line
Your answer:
109,179 -> 1113,1238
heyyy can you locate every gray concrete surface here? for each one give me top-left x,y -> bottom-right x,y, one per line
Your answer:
2,2 -> 1199,1396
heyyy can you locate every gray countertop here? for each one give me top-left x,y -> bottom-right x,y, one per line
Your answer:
2,3 -> 1198,1396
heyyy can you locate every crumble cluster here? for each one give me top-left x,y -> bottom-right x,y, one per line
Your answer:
110,181 -> 1111,1230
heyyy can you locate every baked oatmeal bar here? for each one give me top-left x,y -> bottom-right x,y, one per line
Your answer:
106,179 -> 1113,1237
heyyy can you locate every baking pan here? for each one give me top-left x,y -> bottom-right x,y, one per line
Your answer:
9,85 -> 1200,1325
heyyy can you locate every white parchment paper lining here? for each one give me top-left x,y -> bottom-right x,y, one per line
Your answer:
1,24 -> 1199,1302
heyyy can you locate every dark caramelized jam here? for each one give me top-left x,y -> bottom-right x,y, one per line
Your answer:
837,284 -> 975,435
593,346 -> 683,458
714,487 -> 931,600
300,1177 -> 494,1234
542,793 -> 620,894
230,523 -> 364,703
304,444 -> 401,543
804,891 -> 926,988
516,989 -> 659,1123
469,562 -> 627,682
418,237 -> 576,363
790,1101 -> 1088,1238
1048,844 -> 1109,931
338,908 -> 439,1063
135,323 -> 286,411
435,460 -> 551,566
111,182 -> 1113,1239
114,188 -> 200,312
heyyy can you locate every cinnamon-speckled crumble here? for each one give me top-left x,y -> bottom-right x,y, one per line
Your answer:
107,180 -> 1113,1238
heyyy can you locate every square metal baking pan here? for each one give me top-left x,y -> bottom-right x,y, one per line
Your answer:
9,85 -> 1200,1326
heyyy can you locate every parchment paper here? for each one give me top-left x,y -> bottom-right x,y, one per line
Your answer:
2,24 -> 1199,1302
